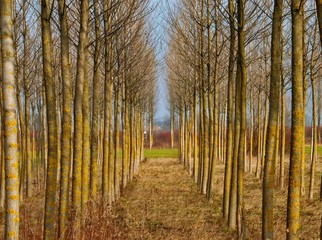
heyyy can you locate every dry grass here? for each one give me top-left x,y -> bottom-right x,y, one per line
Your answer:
243,156 -> 321,240
0,156 -> 320,239
115,158 -> 234,240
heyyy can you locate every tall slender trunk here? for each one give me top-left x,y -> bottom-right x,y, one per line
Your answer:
223,0 -> 235,220
287,2 -> 304,239
229,67 -> 241,230
207,0 -> 218,199
256,90 -> 262,178
102,0 -> 111,202
114,79 -> 120,199
237,0 -> 247,237
193,64 -> 198,183
122,61 -> 129,191
90,0 -> 101,199
280,73 -> 286,189
301,6 -> 307,197
200,0 -> 208,195
58,0 -> 72,235
309,21 -> 318,200
206,0 -> 214,199
170,106 -> 174,149
1,0 -> 20,237
108,80 -> 114,204
41,0 -> 58,237
262,1 -> 283,238
22,1 -> 32,198
0,31 -> 4,209
72,0 -> 89,214
82,44 -> 90,211
249,87 -> 254,173
261,65 -> 269,179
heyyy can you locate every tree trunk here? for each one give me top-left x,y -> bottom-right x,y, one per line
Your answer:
1,0 -> 20,237
114,79 -> 120,199
287,2 -> 304,239
309,22 -> 318,200
301,7 -> 307,197
170,106 -> 174,149
237,0 -> 247,237
72,0 -> 89,215
280,76 -> 286,189
22,1 -> 32,198
229,67 -> 241,231
249,88 -> 254,173
41,0 -> 58,237
82,44 -> 90,211
58,0 -> 72,235
262,0 -> 283,238
223,0 -> 235,220
261,68 -> 269,179
256,91 -> 262,178
90,0 -> 101,199
102,0 -> 112,202
0,33 -> 4,209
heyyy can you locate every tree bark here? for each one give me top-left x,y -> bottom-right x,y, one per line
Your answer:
72,0 -> 89,213
58,0 -> 72,235
262,0 -> 283,238
1,0 -> 20,237
41,0 -> 58,237
90,0 -> 101,199
287,1 -> 304,239
223,0 -> 235,220
309,21 -> 318,200
237,0 -> 247,237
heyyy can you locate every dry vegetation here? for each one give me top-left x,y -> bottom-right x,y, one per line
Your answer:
114,158 -> 233,240
0,156 -> 320,239
243,158 -> 321,239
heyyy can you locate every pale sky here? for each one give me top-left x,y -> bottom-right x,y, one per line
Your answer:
149,0 -> 175,120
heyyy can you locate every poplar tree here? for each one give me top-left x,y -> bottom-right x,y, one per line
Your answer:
287,1 -> 304,239
58,0 -> 72,235
262,0 -> 283,238
41,0 -> 58,238
1,0 -> 20,238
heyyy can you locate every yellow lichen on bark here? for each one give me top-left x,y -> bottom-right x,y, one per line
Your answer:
287,1 -> 304,239
41,0 -> 59,239
1,0 -> 20,239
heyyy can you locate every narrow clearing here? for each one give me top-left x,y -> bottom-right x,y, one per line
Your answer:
1,157 -> 319,239
113,158 -> 320,240
115,158 -> 233,240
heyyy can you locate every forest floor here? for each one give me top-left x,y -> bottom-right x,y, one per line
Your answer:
113,158 -> 234,240
0,155 -> 321,239
111,157 -> 320,240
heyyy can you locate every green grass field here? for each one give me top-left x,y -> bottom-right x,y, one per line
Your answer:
120,145 -> 322,159
305,145 -> 322,156
116,148 -> 179,159
143,148 -> 179,158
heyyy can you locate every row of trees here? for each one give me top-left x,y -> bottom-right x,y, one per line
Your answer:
0,0 -> 156,239
167,0 -> 322,239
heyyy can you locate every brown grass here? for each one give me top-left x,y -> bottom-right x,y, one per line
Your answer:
243,156 -> 321,240
115,158 -> 234,240
0,156 -> 320,239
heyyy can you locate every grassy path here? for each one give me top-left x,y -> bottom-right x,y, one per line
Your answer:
115,158 -> 233,240
1,154 -> 319,239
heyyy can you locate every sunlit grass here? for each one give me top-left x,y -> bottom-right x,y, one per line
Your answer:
144,148 -> 179,158
115,148 -> 179,159
305,145 -> 322,155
